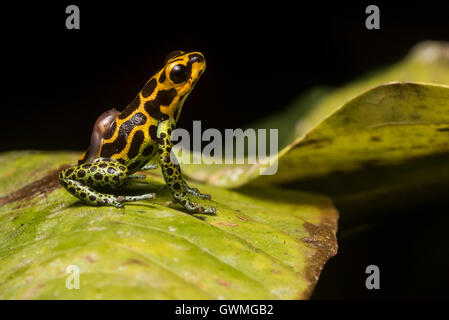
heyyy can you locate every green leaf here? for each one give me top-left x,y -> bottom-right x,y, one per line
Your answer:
257,82 -> 449,183
185,82 -> 449,189
0,151 -> 337,299
292,41 -> 449,140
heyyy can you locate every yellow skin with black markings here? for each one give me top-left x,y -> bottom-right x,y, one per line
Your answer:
59,51 -> 216,214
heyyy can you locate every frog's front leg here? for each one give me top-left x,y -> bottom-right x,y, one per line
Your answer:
157,120 -> 216,214
59,159 -> 155,208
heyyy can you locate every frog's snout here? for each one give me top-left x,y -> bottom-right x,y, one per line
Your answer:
188,52 -> 206,79
188,53 -> 204,64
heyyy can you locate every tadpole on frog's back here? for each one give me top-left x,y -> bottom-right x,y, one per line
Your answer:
82,109 -> 119,164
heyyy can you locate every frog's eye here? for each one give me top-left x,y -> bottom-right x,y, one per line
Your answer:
170,64 -> 189,84
164,50 -> 184,64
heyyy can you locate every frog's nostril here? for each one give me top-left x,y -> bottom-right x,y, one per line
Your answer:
188,53 -> 204,64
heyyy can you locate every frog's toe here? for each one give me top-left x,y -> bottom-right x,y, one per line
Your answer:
140,193 -> 156,200
123,193 -> 156,202
199,193 -> 211,200
110,200 -> 125,208
194,190 -> 211,200
128,174 -> 147,180
182,200 -> 216,215
113,193 -> 155,207
184,185 -> 212,200
202,206 -> 216,215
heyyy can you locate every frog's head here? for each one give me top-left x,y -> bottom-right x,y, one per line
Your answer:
160,50 -> 206,95
154,50 -> 205,120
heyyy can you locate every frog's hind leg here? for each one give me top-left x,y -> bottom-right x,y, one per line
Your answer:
60,178 -> 153,208
59,161 -> 155,208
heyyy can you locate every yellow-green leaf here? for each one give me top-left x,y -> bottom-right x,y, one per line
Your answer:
185,82 -> 449,189
258,82 -> 449,184
0,151 -> 337,299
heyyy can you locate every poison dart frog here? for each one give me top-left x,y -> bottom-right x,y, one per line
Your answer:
59,51 -> 216,214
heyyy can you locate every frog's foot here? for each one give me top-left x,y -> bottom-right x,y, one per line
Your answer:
183,182 -> 212,200
141,163 -> 158,170
92,193 -> 156,208
60,176 -> 156,208
173,192 -> 216,215
59,177 -> 119,208
116,193 -> 156,207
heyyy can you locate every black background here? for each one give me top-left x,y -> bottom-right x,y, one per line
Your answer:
2,1 -> 449,299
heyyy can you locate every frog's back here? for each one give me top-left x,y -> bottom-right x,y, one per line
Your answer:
79,50 -> 205,172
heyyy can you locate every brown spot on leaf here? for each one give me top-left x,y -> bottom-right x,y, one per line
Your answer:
0,165 -> 71,206
215,222 -> 239,227
370,136 -> 382,142
17,283 -> 45,300
84,255 -> 96,263
216,279 -> 231,287
237,216 -> 248,221
300,210 -> 338,299
123,258 -> 148,266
